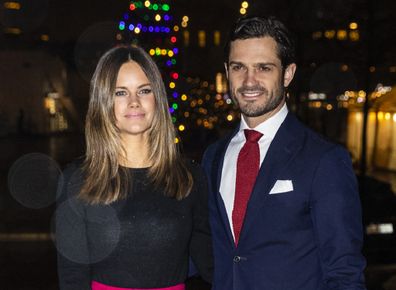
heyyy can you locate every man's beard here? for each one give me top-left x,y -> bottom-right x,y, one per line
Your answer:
231,84 -> 285,117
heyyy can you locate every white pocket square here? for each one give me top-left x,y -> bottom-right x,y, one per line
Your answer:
269,180 -> 294,194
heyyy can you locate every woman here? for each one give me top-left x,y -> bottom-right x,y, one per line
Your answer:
56,45 -> 212,290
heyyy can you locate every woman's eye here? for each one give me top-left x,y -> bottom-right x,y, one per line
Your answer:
139,88 -> 152,95
115,90 -> 127,97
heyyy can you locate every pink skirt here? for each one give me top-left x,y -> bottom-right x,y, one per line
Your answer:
91,281 -> 185,290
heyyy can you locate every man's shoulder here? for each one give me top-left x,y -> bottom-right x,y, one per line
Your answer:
285,113 -> 349,158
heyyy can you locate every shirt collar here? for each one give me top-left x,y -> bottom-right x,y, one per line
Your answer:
239,103 -> 288,141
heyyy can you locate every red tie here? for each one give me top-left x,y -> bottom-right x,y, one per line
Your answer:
232,129 -> 263,245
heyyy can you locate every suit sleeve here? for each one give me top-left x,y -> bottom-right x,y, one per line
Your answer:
56,165 -> 91,290
189,163 -> 214,284
310,146 -> 367,290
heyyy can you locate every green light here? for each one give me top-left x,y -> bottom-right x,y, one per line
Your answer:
162,4 -> 170,11
153,4 -> 158,10
136,1 -> 143,8
172,117 -> 177,123
148,4 -> 152,9
144,14 -> 149,21
172,103 -> 178,110
171,59 -> 176,65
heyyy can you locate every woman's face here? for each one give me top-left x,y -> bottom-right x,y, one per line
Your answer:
113,61 -> 156,139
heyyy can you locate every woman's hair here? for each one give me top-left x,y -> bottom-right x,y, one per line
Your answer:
79,45 -> 192,204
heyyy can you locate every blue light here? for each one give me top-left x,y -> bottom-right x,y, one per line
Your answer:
169,107 -> 175,113
149,26 -> 154,32
165,27 -> 170,33
142,26 -> 147,32
164,14 -> 170,21
161,26 -> 166,32
123,13 -> 129,20
137,23 -> 142,29
154,26 -> 160,33
166,60 -> 172,66
173,48 -> 179,54
172,92 -> 178,98
129,24 -> 134,31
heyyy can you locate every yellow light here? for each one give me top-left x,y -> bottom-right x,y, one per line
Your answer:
197,99 -> 204,105
337,30 -> 347,40
174,137 -> 179,144
144,0 -> 151,7
168,50 -> 174,57
173,25 -> 179,32
155,14 -> 161,21
198,30 -> 206,47
341,64 -> 348,72
169,82 -> 176,89
214,30 -> 221,46
378,112 -> 384,121
182,16 -> 189,22
181,21 -> 188,28
358,90 -> 366,98
240,8 -> 246,15
393,114 -> 396,122
349,30 -> 360,41
385,113 -> 391,120
241,1 -> 249,8
134,27 -> 141,34
181,94 -> 188,101
161,49 -> 167,55
116,33 -> 123,41
369,66 -> 376,73
324,30 -> 336,39
178,125 -> 185,131
40,34 -> 49,42
349,22 -> 358,30
184,111 -> 190,117
149,49 -> 155,56
4,27 -> 21,35
326,104 -> 333,111
227,114 -> 233,121
4,2 -> 21,9
312,31 -> 322,40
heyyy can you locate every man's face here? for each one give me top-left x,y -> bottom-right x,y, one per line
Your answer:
226,37 -> 295,127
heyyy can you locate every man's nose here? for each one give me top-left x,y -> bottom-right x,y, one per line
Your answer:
243,69 -> 258,86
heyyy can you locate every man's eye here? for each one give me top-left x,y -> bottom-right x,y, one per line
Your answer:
231,65 -> 242,71
258,65 -> 272,72
115,90 -> 127,97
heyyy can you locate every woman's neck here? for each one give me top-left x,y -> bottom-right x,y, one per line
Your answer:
119,134 -> 151,168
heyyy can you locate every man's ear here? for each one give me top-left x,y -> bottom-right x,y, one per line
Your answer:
224,62 -> 229,79
283,63 -> 296,87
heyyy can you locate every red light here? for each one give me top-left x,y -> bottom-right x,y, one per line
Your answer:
172,72 -> 179,79
130,3 -> 136,10
170,36 -> 177,43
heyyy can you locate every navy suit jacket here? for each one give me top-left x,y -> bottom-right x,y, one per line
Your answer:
202,113 -> 367,290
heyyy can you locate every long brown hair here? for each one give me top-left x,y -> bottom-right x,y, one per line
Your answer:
79,45 -> 192,204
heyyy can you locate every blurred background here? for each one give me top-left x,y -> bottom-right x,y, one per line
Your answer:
0,0 -> 396,289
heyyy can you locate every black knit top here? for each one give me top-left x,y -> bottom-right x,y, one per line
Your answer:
56,161 -> 213,290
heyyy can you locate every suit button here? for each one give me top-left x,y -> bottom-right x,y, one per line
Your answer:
233,256 -> 241,263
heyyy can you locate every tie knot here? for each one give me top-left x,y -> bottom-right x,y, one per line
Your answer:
244,129 -> 263,143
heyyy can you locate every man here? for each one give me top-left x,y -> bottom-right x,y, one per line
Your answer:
202,16 -> 367,290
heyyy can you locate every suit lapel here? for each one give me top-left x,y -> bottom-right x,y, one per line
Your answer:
211,129 -> 238,247
240,114 -> 305,241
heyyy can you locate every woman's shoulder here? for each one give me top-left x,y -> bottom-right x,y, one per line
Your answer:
57,157 -> 85,202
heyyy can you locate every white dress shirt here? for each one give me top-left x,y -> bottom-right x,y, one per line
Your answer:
219,103 -> 288,239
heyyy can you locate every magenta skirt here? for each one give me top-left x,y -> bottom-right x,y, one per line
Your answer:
91,281 -> 185,290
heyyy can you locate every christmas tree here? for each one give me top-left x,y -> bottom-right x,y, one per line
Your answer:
116,0 -> 187,142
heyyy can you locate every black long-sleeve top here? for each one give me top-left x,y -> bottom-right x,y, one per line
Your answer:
56,161 -> 213,290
